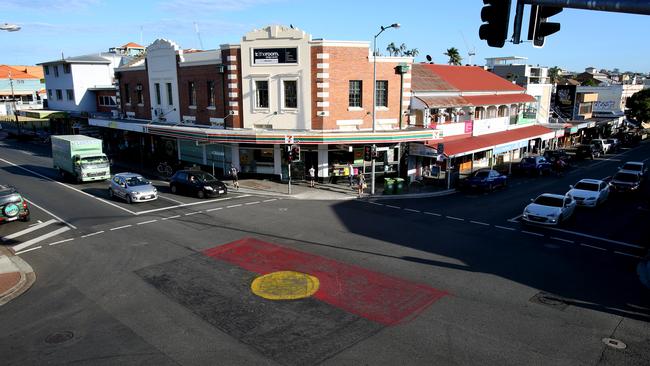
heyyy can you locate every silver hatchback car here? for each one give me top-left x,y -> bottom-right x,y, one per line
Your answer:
109,173 -> 158,203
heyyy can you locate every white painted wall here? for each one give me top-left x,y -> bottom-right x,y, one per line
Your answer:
473,116 -> 509,136
240,25 -> 312,130
147,39 -> 181,124
526,83 -> 552,123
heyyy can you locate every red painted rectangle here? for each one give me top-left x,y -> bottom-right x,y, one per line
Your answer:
203,238 -> 447,325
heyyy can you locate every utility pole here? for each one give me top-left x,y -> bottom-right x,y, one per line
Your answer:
9,72 -> 20,134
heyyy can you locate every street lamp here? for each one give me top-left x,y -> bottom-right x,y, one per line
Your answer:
0,23 -> 21,32
371,22 -> 400,195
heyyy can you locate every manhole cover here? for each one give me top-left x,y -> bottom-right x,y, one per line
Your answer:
45,331 -> 74,344
529,292 -> 569,310
602,338 -> 627,350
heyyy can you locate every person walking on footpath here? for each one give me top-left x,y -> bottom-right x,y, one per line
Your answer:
308,166 -> 316,188
229,165 -> 239,191
348,162 -> 354,188
357,173 -> 366,198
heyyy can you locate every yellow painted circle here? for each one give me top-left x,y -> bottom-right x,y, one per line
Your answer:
251,271 -> 320,300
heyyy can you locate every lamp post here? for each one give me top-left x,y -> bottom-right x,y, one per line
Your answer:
371,22 -> 400,195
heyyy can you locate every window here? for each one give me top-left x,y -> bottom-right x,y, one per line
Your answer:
124,84 -> 131,104
474,107 -> 484,120
283,80 -> 297,109
188,81 -> 196,106
349,80 -> 362,108
53,65 -> 59,77
44,66 -> 49,75
63,64 -> 71,74
207,81 -> 215,107
375,80 -> 388,107
255,80 -> 269,109
47,89 -> 52,98
98,96 -> 117,106
579,102 -> 592,115
56,89 -> 62,100
66,89 -> 74,100
166,83 -> 173,105
155,83 -> 161,105
136,83 -> 143,104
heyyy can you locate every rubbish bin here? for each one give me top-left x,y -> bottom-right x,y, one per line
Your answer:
383,178 -> 394,195
394,178 -> 404,194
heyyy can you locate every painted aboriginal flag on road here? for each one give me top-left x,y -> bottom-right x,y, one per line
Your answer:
136,238 -> 447,366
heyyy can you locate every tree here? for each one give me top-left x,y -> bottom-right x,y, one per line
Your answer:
627,88 -> 650,123
444,47 -> 463,65
582,78 -> 598,87
386,42 -> 398,57
548,66 -> 561,84
409,48 -> 419,57
399,43 -> 407,56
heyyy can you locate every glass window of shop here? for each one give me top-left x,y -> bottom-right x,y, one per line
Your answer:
179,139 -> 204,165
205,143 -> 232,176
239,145 -> 275,174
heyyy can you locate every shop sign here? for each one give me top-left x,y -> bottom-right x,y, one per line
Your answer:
253,48 -> 298,65
408,143 -> 437,157
464,120 -> 473,134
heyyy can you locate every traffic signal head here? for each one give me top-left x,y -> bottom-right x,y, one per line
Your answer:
363,145 -> 372,161
528,5 -> 562,48
290,145 -> 300,162
371,145 -> 378,159
479,0 -> 512,48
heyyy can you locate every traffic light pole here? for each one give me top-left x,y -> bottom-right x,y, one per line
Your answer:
371,146 -> 376,195
288,162 -> 292,195
519,0 -> 650,15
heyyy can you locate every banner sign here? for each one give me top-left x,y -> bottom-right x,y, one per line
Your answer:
253,48 -> 298,65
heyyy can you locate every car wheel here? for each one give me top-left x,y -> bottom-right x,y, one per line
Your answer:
20,215 -> 30,222
126,195 -> 132,204
197,190 -> 205,199
488,183 -> 494,192
108,188 -> 114,199
170,184 -> 177,194
558,214 -> 564,224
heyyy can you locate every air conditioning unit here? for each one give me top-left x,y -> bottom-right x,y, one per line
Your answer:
135,85 -> 143,91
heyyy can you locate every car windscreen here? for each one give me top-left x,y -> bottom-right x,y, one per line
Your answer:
522,157 -> 535,163
621,163 -> 642,171
80,156 -> 109,168
474,171 -> 489,178
126,176 -> 150,186
0,193 -> 21,205
613,173 -> 638,182
574,182 -> 598,191
533,196 -> 563,207
195,172 -> 218,182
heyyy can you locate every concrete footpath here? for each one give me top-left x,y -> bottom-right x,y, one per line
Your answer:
0,245 -> 35,306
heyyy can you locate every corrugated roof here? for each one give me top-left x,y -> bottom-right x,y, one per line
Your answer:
416,64 -> 526,92
463,93 -> 536,106
39,52 -> 117,65
122,42 -> 144,49
0,65 -> 42,79
415,95 -> 468,108
411,64 -> 457,91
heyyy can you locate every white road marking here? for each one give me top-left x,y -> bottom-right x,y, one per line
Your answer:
470,220 -> 490,226
550,237 -> 574,244
157,194 -> 185,205
368,202 -> 384,206
424,211 -> 442,217
495,225 -> 516,231
137,219 -> 158,225
446,216 -> 465,221
23,198 -> 76,229
110,224 -> 132,231
245,201 -> 260,205
28,220 -> 43,227
206,207 -> 224,212
11,226 -> 70,252
507,214 -> 523,223
1,219 -> 56,241
404,208 -> 420,213
521,230 -> 544,237
263,199 -> 277,202
614,251 -> 643,259
580,243 -> 607,251
81,230 -> 104,238
385,205 -> 401,209
0,157 -> 137,216
15,246 -> 42,255
545,227 -> 643,249
184,211 -> 201,216
227,204 -> 242,208
134,195 -> 250,215
49,238 -> 74,246
162,215 -> 181,220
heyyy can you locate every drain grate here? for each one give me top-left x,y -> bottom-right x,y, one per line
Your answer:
602,338 -> 627,350
45,331 -> 74,344
529,292 -> 569,310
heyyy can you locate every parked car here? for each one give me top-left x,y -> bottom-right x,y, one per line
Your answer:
169,170 -> 228,198
460,169 -> 507,191
609,172 -> 642,193
591,139 -> 612,154
568,144 -> 600,160
519,156 -> 552,175
618,161 -> 647,178
109,173 -> 158,203
0,185 -> 30,223
543,149 -> 572,163
522,193 -> 576,226
567,179 -> 609,207
605,138 -> 620,152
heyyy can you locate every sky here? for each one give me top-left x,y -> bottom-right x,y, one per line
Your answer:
2,0 -> 649,73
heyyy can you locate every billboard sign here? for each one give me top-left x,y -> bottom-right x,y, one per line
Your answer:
253,48 -> 298,65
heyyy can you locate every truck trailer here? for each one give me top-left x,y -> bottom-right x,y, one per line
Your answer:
52,135 -> 111,182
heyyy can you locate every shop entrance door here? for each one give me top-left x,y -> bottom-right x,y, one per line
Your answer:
303,151 -> 318,180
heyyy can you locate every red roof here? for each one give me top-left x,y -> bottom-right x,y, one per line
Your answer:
429,125 -> 553,157
462,93 -> 536,106
122,42 -> 144,49
0,65 -> 42,79
415,64 -> 526,92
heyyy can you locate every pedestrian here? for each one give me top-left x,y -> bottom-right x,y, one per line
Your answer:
308,166 -> 316,188
357,173 -> 366,198
348,162 -> 354,188
229,165 -> 239,191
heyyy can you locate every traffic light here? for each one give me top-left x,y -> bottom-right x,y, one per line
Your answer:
285,145 -> 292,163
479,0 -> 512,48
371,145 -> 378,159
363,145 -> 372,161
527,5 -> 562,48
290,144 -> 300,162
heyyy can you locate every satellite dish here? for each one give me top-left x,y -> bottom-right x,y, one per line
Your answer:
426,55 -> 432,62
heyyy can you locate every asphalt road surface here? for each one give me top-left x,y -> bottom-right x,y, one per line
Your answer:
1,134 -> 649,366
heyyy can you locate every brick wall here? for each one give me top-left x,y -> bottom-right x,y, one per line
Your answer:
95,90 -> 116,113
118,69 -> 151,120
177,64 -> 225,126
221,47 -> 243,128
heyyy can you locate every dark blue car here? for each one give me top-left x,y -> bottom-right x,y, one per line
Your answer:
519,156 -> 552,176
461,169 -> 507,191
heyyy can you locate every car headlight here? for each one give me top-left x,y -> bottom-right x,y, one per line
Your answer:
204,186 -> 214,191
153,187 -> 157,193
132,191 -> 140,195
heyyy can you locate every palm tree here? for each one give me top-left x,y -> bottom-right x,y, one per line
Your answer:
409,48 -> 419,58
399,43 -> 407,56
386,42 -> 398,56
548,66 -> 561,84
444,47 -> 463,65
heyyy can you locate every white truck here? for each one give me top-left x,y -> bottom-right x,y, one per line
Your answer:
52,135 -> 111,182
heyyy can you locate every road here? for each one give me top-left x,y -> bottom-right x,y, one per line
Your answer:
1,134 -> 649,366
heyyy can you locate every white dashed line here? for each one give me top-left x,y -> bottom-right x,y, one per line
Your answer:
580,243 -> 607,251
495,225 -> 516,231
227,204 -> 242,208
137,220 -> 158,225
206,207 -> 224,212
110,225 -> 132,231
81,231 -> 104,238
521,230 -> 544,237
546,227 -> 643,249
550,237 -> 574,244
446,216 -> 465,221
424,212 -> 442,217
368,202 -> 384,206
15,246 -> 42,255
184,211 -> 201,216
404,208 -> 420,213
49,238 -> 74,246
162,215 -> 181,220
245,201 -> 260,205
614,251 -> 643,259
263,199 -> 277,202
470,220 -> 490,226
385,205 -> 401,209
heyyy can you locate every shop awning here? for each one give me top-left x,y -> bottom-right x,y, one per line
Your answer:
428,125 -> 553,157
414,96 -> 469,108
462,93 -> 536,106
